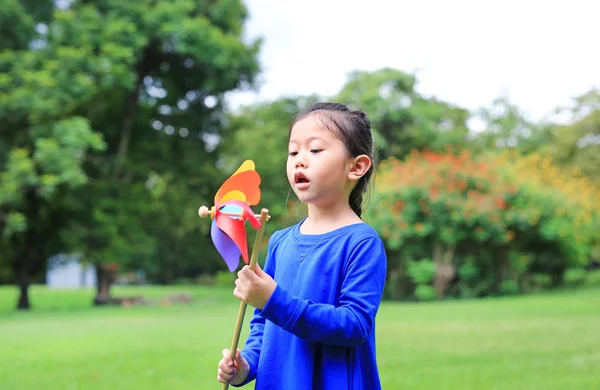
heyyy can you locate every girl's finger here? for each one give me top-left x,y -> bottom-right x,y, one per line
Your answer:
217,372 -> 233,383
219,362 -> 233,373
233,287 -> 243,300
218,368 -> 233,381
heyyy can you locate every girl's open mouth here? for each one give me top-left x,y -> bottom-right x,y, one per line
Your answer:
294,172 -> 310,189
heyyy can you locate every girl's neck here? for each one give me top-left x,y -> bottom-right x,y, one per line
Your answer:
300,202 -> 362,235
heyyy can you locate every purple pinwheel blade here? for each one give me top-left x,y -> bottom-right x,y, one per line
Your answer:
211,218 -> 241,272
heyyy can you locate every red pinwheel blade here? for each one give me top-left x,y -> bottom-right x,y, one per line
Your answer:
220,200 -> 261,230
215,212 -> 249,264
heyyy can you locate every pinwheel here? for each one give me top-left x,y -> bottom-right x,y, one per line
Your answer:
197,159 -> 270,390
198,159 -> 267,272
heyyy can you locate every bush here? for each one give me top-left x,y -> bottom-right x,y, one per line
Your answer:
563,268 -> 586,286
196,274 -> 216,286
406,259 -> 435,285
366,149 -> 600,300
414,284 -> 437,301
500,280 -> 520,295
531,273 -> 552,291
584,269 -> 600,287
214,270 -> 236,287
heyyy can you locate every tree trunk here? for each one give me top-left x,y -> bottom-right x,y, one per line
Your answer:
165,268 -> 173,285
16,259 -> 30,310
114,75 -> 143,176
14,188 -> 37,311
433,244 -> 456,299
93,263 -> 117,305
495,246 -> 509,293
114,42 -> 159,176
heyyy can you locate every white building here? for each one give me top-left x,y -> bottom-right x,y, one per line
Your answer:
46,253 -> 97,289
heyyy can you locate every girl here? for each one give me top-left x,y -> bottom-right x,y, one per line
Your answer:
217,102 -> 387,389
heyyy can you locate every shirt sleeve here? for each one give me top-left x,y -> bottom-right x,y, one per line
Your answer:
260,236 -> 387,348
232,231 -> 280,387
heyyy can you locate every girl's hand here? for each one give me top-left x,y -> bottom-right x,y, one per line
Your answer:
234,264 -> 276,309
217,348 -> 249,385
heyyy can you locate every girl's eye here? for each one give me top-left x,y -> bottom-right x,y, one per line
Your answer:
288,151 -> 298,156
310,149 -> 322,154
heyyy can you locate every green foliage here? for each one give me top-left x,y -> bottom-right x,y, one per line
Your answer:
3,212 -> 26,238
499,279 -> 519,295
0,148 -> 37,204
469,95 -> 552,155
548,89 -> 600,184
0,0 -> 261,309
414,284 -> 436,301
406,259 -> 436,285
584,269 -> 600,287
214,270 -> 236,287
2,0 -> 598,311
530,274 -> 552,292
564,268 -> 586,286
472,90 -> 600,188
334,68 -> 471,160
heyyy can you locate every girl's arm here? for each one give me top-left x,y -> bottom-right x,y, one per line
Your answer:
259,236 -> 387,348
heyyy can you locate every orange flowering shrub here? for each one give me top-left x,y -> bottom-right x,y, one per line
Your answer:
498,151 -> 599,262
366,149 -> 600,299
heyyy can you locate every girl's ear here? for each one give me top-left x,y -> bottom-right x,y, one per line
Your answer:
348,155 -> 372,182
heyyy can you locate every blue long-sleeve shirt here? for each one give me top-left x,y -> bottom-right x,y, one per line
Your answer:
234,220 -> 387,389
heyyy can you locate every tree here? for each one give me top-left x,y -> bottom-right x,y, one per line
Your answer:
1,1 -> 107,309
469,95 -> 554,155
0,0 -> 261,309
547,89 -> 600,185
334,68 -> 471,161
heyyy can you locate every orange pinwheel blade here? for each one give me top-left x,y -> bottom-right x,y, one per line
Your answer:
214,161 -> 261,206
233,160 -> 255,175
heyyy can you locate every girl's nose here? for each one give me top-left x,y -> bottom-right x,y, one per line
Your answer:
295,152 -> 307,168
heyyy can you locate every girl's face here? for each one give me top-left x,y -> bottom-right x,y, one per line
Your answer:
286,114 -> 355,208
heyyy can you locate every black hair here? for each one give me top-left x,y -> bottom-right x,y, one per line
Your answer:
289,102 -> 375,218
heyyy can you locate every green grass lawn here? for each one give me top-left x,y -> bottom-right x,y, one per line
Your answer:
0,285 -> 598,390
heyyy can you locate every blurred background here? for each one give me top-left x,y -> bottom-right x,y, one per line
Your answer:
0,0 -> 598,389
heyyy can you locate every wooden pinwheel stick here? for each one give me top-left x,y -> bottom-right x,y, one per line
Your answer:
198,205 -> 270,221
221,208 -> 270,390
